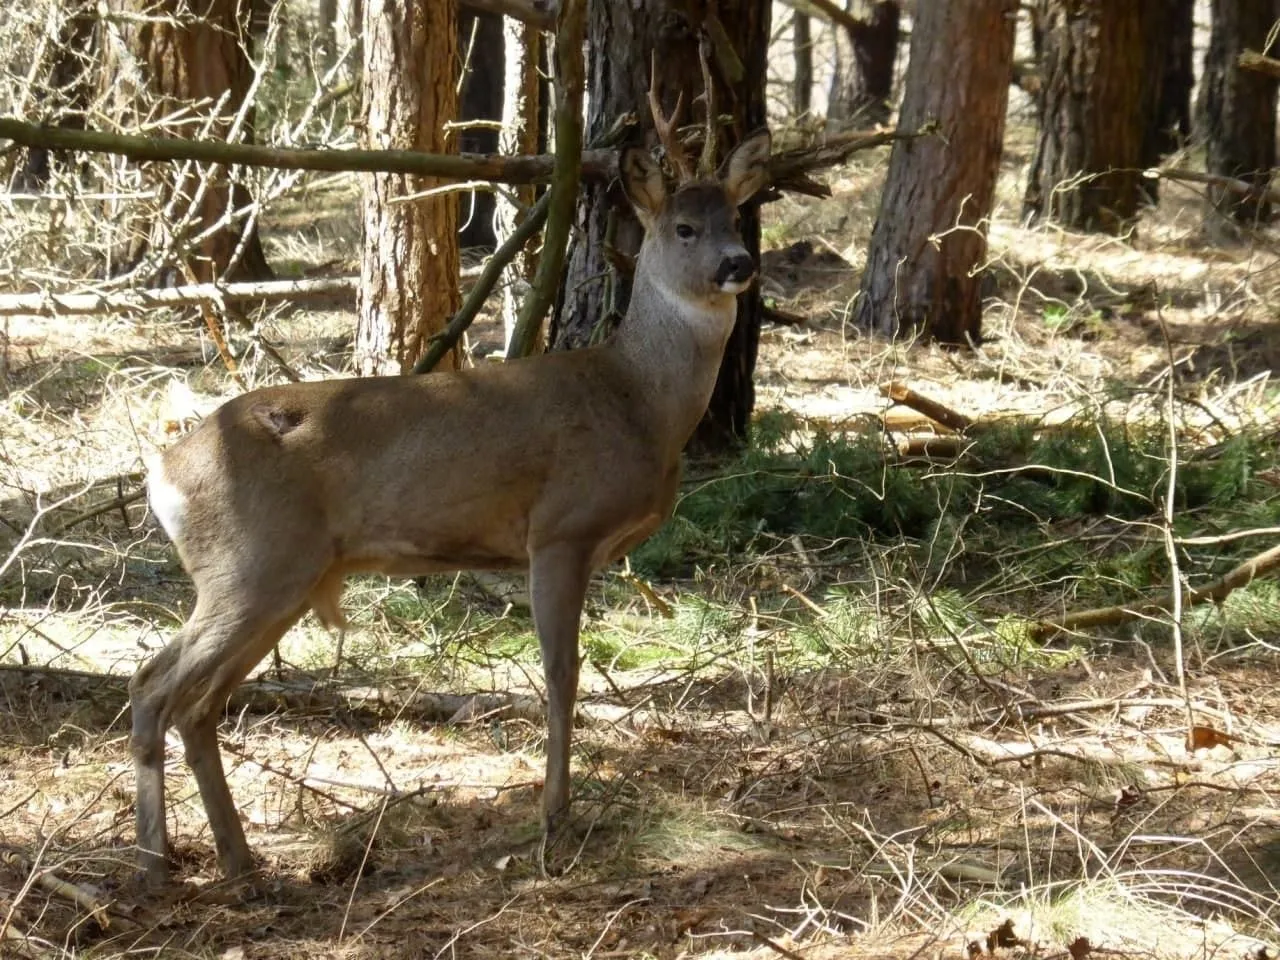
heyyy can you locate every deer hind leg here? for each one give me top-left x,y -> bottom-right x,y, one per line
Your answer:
175,608 -> 307,880
528,543 -> 591,837
131,562 -> 331,883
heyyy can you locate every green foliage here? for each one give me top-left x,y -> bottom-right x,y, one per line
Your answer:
631,412 -> 1280,616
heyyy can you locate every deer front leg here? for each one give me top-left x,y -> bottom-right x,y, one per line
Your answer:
528,543 -> 591,835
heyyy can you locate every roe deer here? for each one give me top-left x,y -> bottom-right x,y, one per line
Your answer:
133,117 -> 772,885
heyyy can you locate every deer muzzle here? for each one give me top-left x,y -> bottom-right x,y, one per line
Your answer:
715,251 -> 756,292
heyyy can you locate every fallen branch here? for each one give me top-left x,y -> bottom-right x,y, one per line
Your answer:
1237,48 -> 1280,79
881,381 -> 974,433
1031,541 -> 1280,640
1147,166 -> 1280,207
0,276 -> 353,317
0,850 -> 114,931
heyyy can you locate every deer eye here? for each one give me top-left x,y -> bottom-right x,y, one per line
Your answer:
675,223 -> 696,240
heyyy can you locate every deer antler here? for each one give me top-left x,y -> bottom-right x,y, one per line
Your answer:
696,32 -> 718,178
648,51 -> 693,182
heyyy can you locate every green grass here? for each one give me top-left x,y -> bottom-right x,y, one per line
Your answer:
632,411 -> 1280,636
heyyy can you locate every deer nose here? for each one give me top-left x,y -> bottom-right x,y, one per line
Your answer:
716,252 -> 755,288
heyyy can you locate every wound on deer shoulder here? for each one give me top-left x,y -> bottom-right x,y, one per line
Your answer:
252,404 -> 304,439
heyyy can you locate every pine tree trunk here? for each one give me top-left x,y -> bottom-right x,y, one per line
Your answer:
552,0 -> 770,456
1200,0 -> 1279,228
1022,0 -> 1157,235
1144,0 -> 1193,165
828,0 -> 899,126
457,11 -> 504,250
356,0 -> 460,375
496,17 -> 543,349
793,13 -> 812,117
853,0 -> 1017,344
100,0 -> 272,283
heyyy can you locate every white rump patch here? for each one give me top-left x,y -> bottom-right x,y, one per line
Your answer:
145,453 -> 187,543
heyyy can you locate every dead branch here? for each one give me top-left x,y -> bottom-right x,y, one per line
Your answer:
460,0 -> 556,31
779,0 -> 863,35
881,381 -> 975,433
1031,541 -> 1280,641
1237,48 -> 1280,79
0,117 -> 911,200
1149,166 -> 1280,207
0,276 -> 353,317
0,850 -> 114,930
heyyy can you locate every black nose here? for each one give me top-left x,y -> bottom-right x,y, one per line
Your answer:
716,253 -> 755,286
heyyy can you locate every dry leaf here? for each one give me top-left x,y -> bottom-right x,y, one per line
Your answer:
987,919 -> 1020,952
1187,725 -> 1232,751
1068,935 -> 1092,960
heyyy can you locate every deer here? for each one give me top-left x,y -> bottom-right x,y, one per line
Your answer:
131,87 -> 772,885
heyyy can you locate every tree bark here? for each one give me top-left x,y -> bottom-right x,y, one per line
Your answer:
1144,0 -> 1193,165
793,13 -> 812,117
551,0 -> 770,456
853,0 -> 1017,344
496,16 -> 544,349
457,11 -> 504,250
99,0 -> 273,283
356,0 -> 461,375
828,0 -> 899,126
1199,0 -> 1279,228
1022,0 -> 1159,235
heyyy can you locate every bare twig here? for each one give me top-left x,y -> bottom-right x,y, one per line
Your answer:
505,0 -> 586,358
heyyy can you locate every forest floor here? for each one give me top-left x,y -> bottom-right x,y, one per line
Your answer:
3,123 -> 1280,960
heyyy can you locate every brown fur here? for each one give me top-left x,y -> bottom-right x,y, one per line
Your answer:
130,130 -> 773,884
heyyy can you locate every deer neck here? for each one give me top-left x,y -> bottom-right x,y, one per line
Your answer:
609,253 -> 739,456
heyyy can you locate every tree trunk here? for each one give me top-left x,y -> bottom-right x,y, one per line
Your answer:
335,0 -> 363,81
552,0 -> 770,456
317,0 -> 339,66
496,17 -> 543,349
1199,0 -> 1279,228
1022,0 -> 1158,235
13,2 -> 97,191
793,13 -> 812,117
100,0 -> 272,283
356,0 -> 460,375
457,11 -> 504,250
828,0 -> 899,126
1144,0 -> 1193,165
853,0 -> 1017,344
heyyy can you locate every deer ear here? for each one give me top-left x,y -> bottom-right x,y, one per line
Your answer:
719,129 -> 772,208
620,146 -> 667,228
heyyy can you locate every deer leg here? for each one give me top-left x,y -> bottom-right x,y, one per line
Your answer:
529,544 -> 591,835
178,717 -> 253,878
130,646 -> 176,885
175,609 -> 303,879
131,577 -> 320,883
